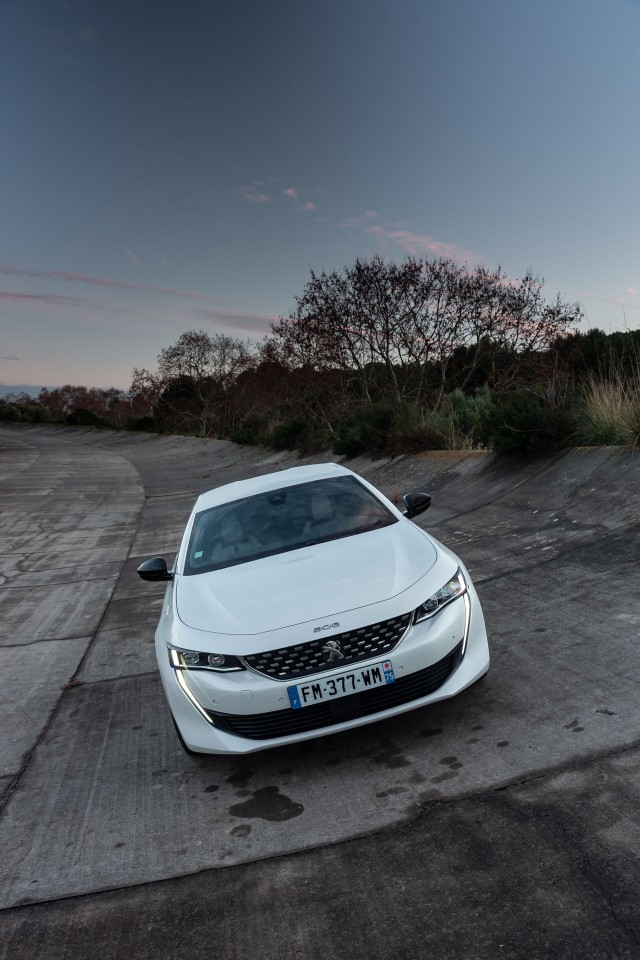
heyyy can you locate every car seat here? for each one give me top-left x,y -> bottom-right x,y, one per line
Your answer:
211,514 -> 261,562
303,492 -> 342,538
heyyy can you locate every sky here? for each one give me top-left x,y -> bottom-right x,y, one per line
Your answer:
1,0 -> 639,391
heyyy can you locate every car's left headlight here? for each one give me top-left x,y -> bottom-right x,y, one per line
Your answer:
414,569 -> 467,622
168,645 -> 245,672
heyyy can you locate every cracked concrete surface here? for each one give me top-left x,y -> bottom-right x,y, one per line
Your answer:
1,424 -> 639,958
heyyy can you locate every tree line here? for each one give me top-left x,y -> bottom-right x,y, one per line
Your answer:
3,255 -> 639,454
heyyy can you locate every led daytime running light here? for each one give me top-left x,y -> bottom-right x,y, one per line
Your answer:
414,569 -> 467,623
169,647 -> 244,672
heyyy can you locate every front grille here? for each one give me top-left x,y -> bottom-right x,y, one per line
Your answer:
209,640 -> 463,740
242,612 -> 412,681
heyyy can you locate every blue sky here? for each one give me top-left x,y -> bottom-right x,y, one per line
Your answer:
2,0 -> 639,390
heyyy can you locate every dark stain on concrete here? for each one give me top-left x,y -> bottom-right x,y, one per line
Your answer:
596,708 -> 615,716
471,724 -> 484,731
225,764 -> 255,787
440,756 -> 458,765
419,726 -> 443,738
497,740 -> 509,748
376,786 -> 408,798
230,825 -> 252,838
564,718 -> 582,731
430,770 -> 459,784
204,785 -> 219,793
229,786 -> 304,822
408,771 -> 426,784
372,740 -> 411,769
375,753 -> 411,769
466,737 -> 480,744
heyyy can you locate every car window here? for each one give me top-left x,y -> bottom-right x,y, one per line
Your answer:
184,475 -> 397,574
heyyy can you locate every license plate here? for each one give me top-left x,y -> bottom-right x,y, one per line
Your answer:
288,660 -> 395,709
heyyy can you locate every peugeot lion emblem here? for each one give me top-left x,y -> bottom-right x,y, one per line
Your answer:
322,639 -> 345,662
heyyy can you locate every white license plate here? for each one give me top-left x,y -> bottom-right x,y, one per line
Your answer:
288,660 -> 395,709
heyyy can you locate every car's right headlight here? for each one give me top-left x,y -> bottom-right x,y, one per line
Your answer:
414,569 -> 467,622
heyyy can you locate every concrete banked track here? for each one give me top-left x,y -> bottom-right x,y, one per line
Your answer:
1,424 -> 639,959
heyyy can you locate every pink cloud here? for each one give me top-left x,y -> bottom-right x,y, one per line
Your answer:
0,290 -> 85,306
234,179 -> 280,205
189,307 -> 277,335
0,289 -> 143,314
282,188 -> 317,213
340,210 -> 379,229
245,193 -> 272,204
0,263 -> 218,303
366,226 -> 475,261
124,248 -> 140,264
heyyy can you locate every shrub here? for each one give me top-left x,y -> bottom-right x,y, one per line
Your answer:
269,418 -> 309,450
484,389 -> 575,454
126,415 -> 157,432
268,418 -> 332,453
228,410 -> 278,447
17,403 -> 47,422
66,408 -> 98,426
333,403 -> 447,457
0,403 -> 24,422
0,401 -> 47,422
230,423 -> 264,446
432,386 -> 495,449
94,415 -> 116,429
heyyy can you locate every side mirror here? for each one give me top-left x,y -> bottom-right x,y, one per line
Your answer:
137,557 -> 174,582
402,492 -> 432,520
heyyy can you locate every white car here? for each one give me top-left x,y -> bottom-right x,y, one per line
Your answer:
138,463 -> 489,755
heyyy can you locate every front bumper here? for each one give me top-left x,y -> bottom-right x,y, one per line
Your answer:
156,582 -> 489,755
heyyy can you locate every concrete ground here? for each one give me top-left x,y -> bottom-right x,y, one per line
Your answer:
1,424 -> 639,959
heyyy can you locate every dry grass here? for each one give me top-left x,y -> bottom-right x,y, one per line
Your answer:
579,370 -> 640,447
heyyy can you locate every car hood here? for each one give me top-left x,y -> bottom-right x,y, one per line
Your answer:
176,521 -> 438,635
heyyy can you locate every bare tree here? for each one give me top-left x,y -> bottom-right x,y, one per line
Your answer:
132,331 -> 255,437
271,256 -> 582,408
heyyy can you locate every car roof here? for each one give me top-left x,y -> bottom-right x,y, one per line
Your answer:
194,462 -> 354,512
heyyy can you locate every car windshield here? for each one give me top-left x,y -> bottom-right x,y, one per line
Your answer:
184,475 -> 397,575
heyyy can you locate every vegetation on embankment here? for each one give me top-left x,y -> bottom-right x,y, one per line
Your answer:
2,256 -> 639,456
